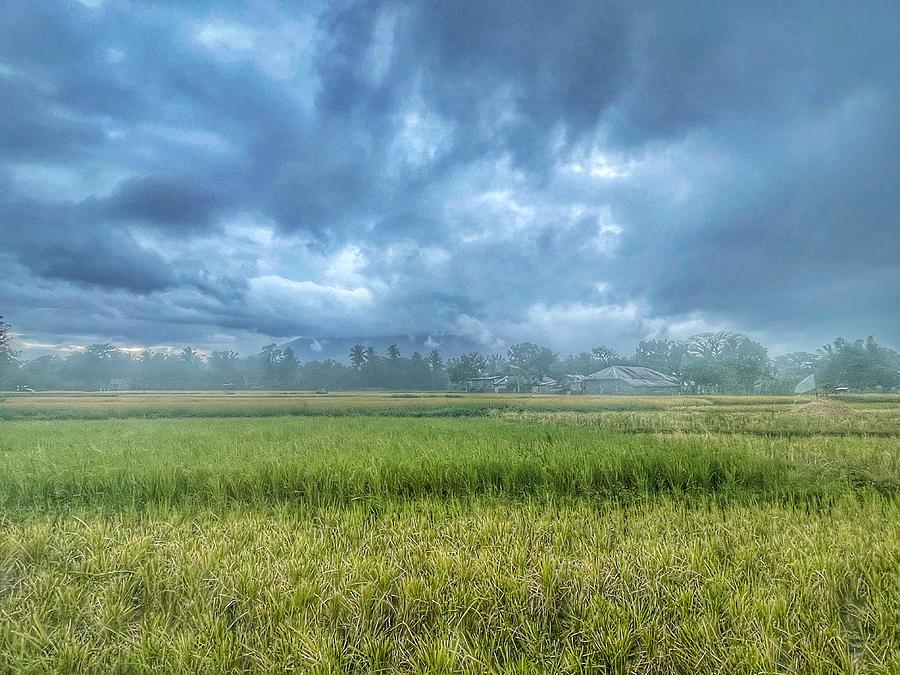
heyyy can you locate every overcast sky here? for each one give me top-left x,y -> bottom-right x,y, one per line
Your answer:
2,1 -> 899,358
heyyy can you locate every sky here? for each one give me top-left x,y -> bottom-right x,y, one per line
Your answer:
1,1 -> 899,359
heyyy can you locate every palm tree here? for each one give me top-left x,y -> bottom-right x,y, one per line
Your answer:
425,348 -> 443,371
349,345 -> 366,369
387,344 -> 401,360
180,347 -> 202,364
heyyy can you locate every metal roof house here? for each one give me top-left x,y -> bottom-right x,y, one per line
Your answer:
558,374 -> 585,394
530,376 -> 558,393
581,366 -> 680,395
465,375 -> 510,393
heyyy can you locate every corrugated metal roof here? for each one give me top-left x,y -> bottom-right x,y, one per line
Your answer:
532,376 -> 557,385
584,365 -> 679,387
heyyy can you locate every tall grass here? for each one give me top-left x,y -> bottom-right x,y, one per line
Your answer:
1,397 -> 898,672
1,500 -> 898,672
0,417 -> 896,511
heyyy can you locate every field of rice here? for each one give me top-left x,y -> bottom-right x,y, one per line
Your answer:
1,393 -> 898,672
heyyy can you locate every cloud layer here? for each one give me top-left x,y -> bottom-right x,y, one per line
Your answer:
2,1 -> 899,357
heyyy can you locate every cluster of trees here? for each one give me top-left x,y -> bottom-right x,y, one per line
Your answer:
448,332 -> 900,394
0,337 -> 449,392
1,316 -> 898,393
773,337 -> 900,393
445,333 -> 772,394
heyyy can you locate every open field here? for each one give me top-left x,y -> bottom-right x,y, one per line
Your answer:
1,395 -> 899,672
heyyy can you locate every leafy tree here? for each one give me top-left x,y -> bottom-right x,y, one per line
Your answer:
486,354 -> 506,375
720,334 -> 770,393
770,351 -> 821,393
58,343 -> 126,390
18,355 -> 62,390
817,336 -> 900,391
209,350 -> 241,385
686,332 -> 733,358
681,333 -> 770,393
258,344 -> 283,388
277,347 -> 300,388
507,342 -> 557,379
446,352 -> 488,385
0,316 -> 18,363
562,352 -> 596,376
299,358 -> 356,391
773,352 -> 820,375
0,316 -> 20,387
590,345 -> 622,368
681,355 -> 724,393
632,339 -> 686,376
387,344 -> 401,360
175,347 -> 206,388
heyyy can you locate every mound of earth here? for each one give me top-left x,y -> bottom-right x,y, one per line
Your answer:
786,399 -> 856,419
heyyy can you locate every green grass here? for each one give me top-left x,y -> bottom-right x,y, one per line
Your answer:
0,417 -> 898,511
1,395 -> 899,672
3,390 -> 895,420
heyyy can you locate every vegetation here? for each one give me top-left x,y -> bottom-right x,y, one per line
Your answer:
2,316 -> 898,393
0,316 -> 19,388
0,395 -> 898,671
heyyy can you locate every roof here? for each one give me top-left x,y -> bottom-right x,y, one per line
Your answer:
584,365 -> 679,387
531,376 -> 557,386
466,375 -> 507,382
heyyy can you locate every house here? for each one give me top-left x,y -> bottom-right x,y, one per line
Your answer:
559,374 -> 585,394
530,376 -> 558,394
581,366 -> 680,395
465,375 -> 510,393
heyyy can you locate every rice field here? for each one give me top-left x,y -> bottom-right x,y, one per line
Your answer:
1,394 -> 898,672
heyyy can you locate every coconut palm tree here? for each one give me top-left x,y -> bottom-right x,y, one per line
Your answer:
425,348 -> 443,371
349,345 -> 366,369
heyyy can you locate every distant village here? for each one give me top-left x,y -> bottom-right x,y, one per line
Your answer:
2,316 -> 899,394
465,366 -> 680,396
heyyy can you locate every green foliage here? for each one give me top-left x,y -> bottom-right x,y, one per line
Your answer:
682,333 -> 771,394
0,316 -> 20,389
446,351 -> 488,384
589,344 -> 622,368
632,339 -> 686,376
349,344 -> 366,370
507,342 -> 558,380
561,351 -> 596,376
817,336 -> 900,391
4,331 -> 898,394
0,316 -> 18,365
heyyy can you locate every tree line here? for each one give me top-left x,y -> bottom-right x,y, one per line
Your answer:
1,317 -> 898,393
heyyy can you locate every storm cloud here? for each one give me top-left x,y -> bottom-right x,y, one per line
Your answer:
1,0 -> 898,357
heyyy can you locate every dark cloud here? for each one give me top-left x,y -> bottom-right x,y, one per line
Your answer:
104,176 -> 222,229
0,197 -> 175,292
1,0 -> 899,356
28,235 -> 177,293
